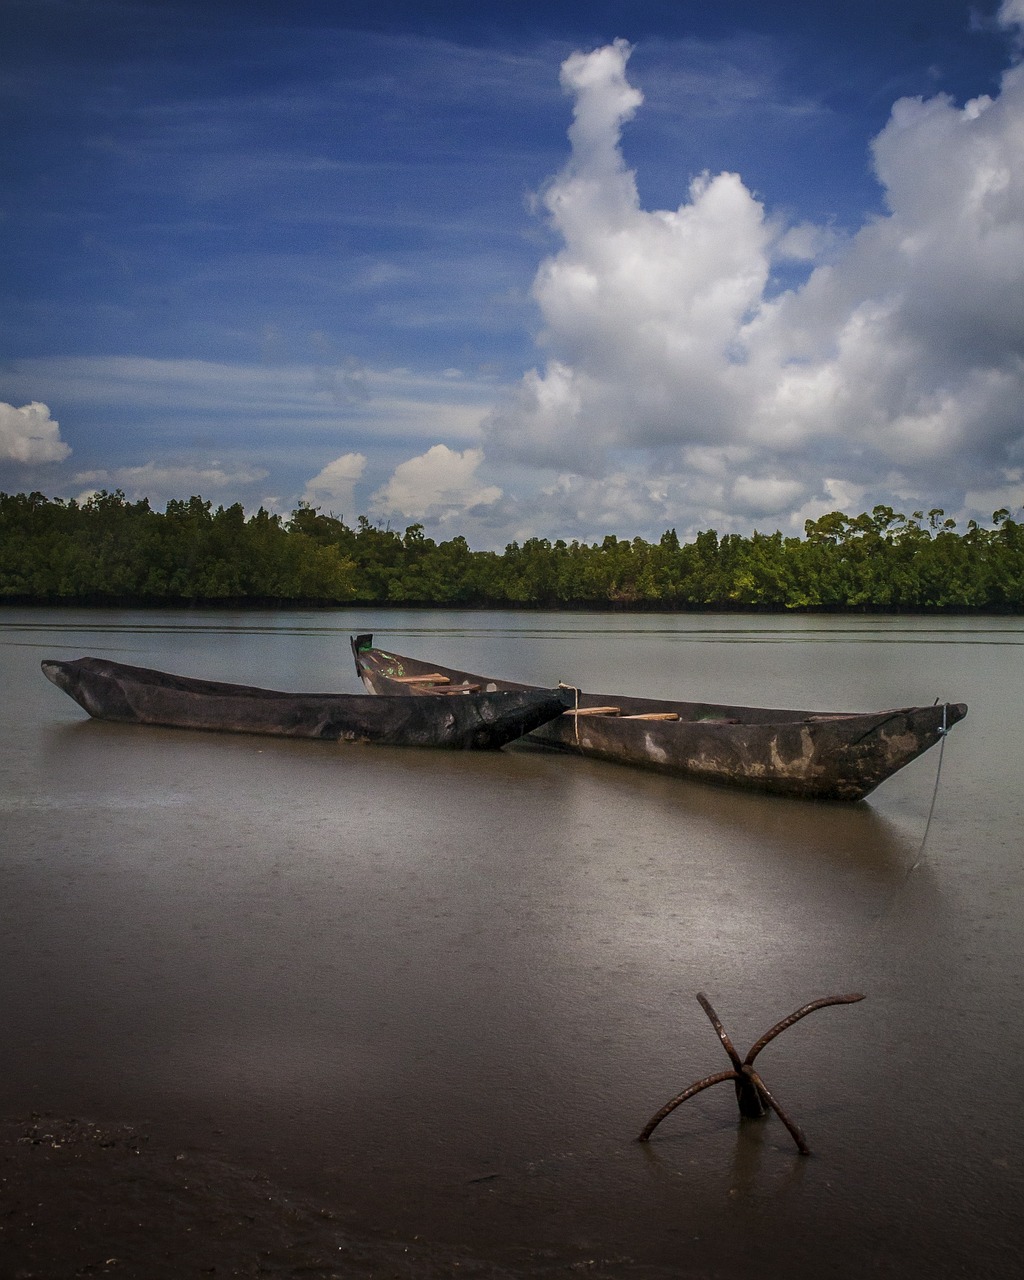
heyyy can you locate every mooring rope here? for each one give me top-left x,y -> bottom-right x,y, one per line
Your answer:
866,699 -> 953,939
558,680 -> 581,745
907,699 -> 950,873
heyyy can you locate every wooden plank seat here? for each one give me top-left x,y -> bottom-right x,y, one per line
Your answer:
564,706 -> 621,716
390,673 -> 450,684
622,712 -> 680,721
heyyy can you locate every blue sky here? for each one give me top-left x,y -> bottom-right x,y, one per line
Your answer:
3,0 -> 1023,546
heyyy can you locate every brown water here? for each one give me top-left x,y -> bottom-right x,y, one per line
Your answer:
3,608 -> 1023,1276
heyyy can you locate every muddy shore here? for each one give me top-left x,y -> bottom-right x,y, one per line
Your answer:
1,1114 -> 670,1280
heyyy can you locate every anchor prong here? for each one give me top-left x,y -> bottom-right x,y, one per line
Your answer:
637,991 -> 864,1155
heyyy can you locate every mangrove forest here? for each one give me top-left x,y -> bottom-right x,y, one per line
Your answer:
1,489 -> 1023,611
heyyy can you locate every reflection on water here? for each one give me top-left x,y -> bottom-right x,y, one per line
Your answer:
2,608 -> 1024,1277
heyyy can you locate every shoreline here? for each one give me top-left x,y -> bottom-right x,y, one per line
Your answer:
1,1112 -> 578,1279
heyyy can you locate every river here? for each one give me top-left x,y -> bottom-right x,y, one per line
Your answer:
2,608 -> 1022,1276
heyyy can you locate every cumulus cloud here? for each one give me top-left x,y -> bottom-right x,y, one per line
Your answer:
302,451 -> 367,510
371,445 -> 502,522
483,32 -> 1024,534
0,401 -> 71,463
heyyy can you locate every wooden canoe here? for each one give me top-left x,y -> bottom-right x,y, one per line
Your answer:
350,634 -> 967,801
41,656 -> 570,751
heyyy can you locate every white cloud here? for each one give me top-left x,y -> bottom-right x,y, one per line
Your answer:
73,461 -> 268,507
371,445 -> 502,522
482,37 -> 1024,535
999,1 -> 1024,37
302,451 -> 367,510
0,401 -> 71,463
963,470 -> 1024,519
485,40 -> 771,472
730,474 -> 806,516
3,357 -> 494,443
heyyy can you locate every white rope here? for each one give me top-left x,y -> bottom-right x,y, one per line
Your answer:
869,701 -> 952,941
558,681 -> 581,745
907,701 -> 949,874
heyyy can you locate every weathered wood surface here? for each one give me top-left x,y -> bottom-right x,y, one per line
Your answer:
350,633 -> 967,800
42,656 -> 570,751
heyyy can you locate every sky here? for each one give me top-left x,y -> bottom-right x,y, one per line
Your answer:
2,0 -> 1024,548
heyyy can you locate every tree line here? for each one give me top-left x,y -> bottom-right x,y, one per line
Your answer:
2,489 -> 1023,611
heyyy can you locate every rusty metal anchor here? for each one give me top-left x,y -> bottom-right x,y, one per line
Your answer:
637,991 -> 865,1155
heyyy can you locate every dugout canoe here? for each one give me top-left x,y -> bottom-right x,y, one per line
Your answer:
41,656 -> 570,750
350,633 -> 967,801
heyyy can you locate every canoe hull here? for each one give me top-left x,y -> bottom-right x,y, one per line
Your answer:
350,635 -> 966,800
524,703 -> 957,801
42,656 -> 569,751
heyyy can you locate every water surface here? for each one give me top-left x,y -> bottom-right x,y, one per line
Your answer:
2,608 -> 1022,1276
